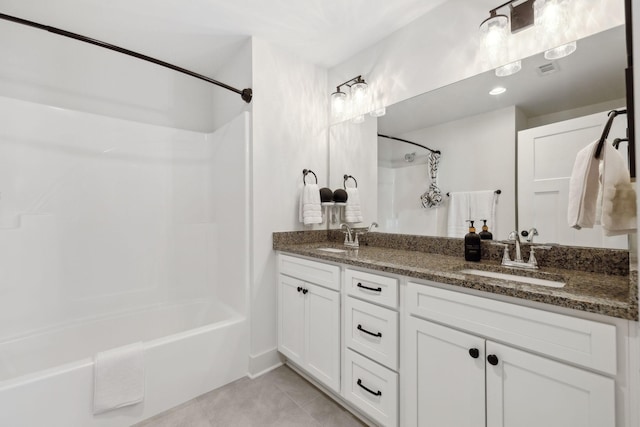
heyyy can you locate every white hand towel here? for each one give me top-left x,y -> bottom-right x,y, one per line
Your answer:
93,342 -> 145,415
601,142 -> 637,236
469,190 -> 498,236
447,192 -> 470,238
344,187 -> 363,223
567,141 -> 600,229
299,184 -> 322,225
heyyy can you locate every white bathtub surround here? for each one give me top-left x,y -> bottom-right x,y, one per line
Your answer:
93,342 -> 145,414
0,98 -> 251,426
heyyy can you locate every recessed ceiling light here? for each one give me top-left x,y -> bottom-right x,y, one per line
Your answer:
489,87 -> 507,95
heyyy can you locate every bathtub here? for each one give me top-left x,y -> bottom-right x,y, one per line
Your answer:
0,300 -> 249,427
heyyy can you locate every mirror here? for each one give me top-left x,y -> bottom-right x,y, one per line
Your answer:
329,25 -> 627,248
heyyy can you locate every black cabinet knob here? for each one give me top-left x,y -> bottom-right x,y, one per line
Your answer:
302,288 -> 308,294
297,286 -> 302,292
468,348 -> 479,359
487,354 -> 499,366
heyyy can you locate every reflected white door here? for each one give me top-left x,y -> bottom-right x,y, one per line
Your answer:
518,110 -> 628,248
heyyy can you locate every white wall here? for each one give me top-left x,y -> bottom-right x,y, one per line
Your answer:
377,107 -> 516,240
250,38 -> 329,374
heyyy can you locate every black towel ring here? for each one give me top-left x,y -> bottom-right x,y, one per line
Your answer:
343,174 -> 358,189
594,109 -> 627,159
302,169 -> 318,185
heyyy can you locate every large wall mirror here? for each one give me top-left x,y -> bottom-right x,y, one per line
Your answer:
329,25 -> 628,249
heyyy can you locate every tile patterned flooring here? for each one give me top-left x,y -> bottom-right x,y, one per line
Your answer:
134,365 -> 367,427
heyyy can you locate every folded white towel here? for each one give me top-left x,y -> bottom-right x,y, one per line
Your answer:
447,192 -> 470,238
299,184 -> 322,225
345,187 -> 363,223
469,190 -> 498,235
601,142 -> 637,236
567,141 -> 600,229
93,342 -> 145,415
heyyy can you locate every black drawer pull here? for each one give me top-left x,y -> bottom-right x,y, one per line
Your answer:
357,324 -> 382,338
297,286 -> 302,292
302,288 -> 308,294
357,379 -> 382,396
487,354 -> 499,366
357,282 -> 382,292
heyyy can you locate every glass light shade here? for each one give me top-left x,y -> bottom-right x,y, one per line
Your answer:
495,60 -> 522,77
331,90 -> 347,119
534,0 -> 575,57
544,40 -> 577,60
370,107 -> 386,117
350,81 -> 369,103
479,14 -> 509,68
351,115 -> 365,124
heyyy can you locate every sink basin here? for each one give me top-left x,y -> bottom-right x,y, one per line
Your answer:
316,247 -> 347,254
459,269 -> 565,288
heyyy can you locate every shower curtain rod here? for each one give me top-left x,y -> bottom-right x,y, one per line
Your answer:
0,12 -> 253,103
377,133 -> 440,154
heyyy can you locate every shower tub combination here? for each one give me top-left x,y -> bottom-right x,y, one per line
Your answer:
0,99 -> 251,426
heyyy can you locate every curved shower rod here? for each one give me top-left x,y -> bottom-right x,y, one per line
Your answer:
0,12 -> 253,103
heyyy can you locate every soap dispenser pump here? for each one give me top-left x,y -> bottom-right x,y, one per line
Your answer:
479,219 -> 493,240
464,220 -> 482,262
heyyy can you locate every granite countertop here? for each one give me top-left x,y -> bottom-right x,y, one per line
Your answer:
274,235 -> 638,321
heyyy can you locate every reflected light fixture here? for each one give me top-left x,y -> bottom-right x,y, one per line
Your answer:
489,86 -> 507,95
480,0 -> 576,76
330,75 -> 384,123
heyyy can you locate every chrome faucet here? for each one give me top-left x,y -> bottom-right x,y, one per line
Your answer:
508,231 -> 523,262
523,227 -> 539,243
340,223 -> 358,248
367,222 -> 379,233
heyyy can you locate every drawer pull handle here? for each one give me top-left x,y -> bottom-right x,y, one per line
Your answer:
297,286 -> 302,293
468,348 -> 479,359
357,282 -> 382,292
357,324 -> 382,338
357,379 -> 382,396
487,354 -> 499,366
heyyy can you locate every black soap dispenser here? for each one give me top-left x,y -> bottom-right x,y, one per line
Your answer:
464,220 -> 482,262
479,219 -> 493,240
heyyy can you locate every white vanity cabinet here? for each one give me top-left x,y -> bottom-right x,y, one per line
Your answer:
343,268 -> 399,427
277,255 -> 341,393
404,282 -> 617,427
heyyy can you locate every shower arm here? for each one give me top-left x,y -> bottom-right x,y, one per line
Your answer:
0,12 -> 253,103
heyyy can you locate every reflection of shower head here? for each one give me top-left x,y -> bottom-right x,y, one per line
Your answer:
404,152 -> 416,162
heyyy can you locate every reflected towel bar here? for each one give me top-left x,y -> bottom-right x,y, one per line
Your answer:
0,12 -> 253,103
446,190 -> 501,197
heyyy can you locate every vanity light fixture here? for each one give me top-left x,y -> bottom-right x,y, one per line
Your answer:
330,75 -> 385,123
481,0 -> 576,75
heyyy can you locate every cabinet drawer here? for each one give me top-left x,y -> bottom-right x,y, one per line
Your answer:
344,349 -> 398,427
345,269 -> 398,308
407,282 -> 617,375
345,297 -> 398,370
279,254 -> 340,291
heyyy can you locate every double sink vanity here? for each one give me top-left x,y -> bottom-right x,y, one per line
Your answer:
274,230 -> 637,427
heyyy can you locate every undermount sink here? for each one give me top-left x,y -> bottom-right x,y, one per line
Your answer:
316,247 -> 347,254
459,269 -> 565,288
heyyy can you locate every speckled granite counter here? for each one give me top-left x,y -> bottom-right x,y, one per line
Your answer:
273,231 -> 638,321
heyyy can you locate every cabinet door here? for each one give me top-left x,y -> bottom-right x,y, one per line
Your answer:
278,274 -> 305,366
486,341 -> 615,427
405,316 -> 485,427
305,282 -> 341,392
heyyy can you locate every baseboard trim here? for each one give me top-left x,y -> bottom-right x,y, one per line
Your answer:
248,347 -> 283,379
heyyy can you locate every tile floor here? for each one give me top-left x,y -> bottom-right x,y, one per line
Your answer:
134,365 -> 367,427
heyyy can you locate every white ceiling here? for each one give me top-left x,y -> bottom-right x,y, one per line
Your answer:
0,0 -> 450,71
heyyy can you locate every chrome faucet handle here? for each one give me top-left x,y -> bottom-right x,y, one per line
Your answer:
368,222 -> 379,233
522,228 -> 539,243
340,223 -> 352,243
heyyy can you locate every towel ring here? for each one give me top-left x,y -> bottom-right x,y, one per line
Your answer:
302,169 -> 318,185
343,174 -> 358,189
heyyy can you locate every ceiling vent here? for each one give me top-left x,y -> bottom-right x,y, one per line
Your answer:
537,62 -> 559,76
